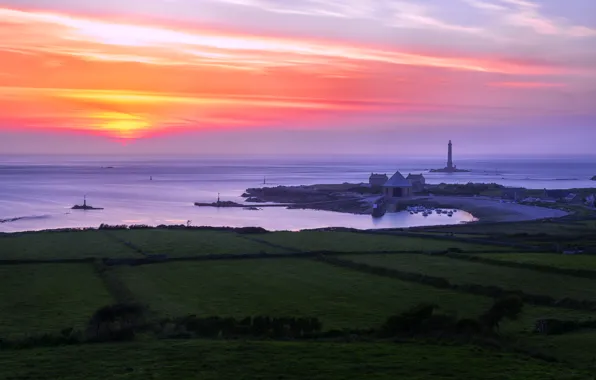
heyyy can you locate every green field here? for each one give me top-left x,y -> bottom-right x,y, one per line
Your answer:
420,220 -> 593,236
256,231 -> 504,252
115,259 -> 497,329
115,259 -> 594,332
476,253 -> 596,271
0,340 -> 588,380
109,229 -> 286,256
2,226 -> 596,378
342,253 -> 596,302
0,231 -> 138,260
0,264 -> 113,337
523,330 -> 596,370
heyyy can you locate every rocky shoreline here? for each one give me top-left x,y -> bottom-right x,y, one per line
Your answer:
239,183 -> 577,223
241,184 -> 378,214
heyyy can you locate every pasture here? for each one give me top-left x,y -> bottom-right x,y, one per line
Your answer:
0,340 -> 589,380
0,230 -> 139,260
343,253 -> 596,302
1,224 -> 596,378
0,263 -> 113,337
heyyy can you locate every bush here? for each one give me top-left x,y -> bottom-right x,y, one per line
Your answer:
480,295 -> 524,333
86,303 -> 147,342
159,315 -> 323,339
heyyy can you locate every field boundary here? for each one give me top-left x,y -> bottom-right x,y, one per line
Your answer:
0,258 -> 95,265
91,260 -> 139,304
355,230 -> 543,251
443,253 -> 596,280
101,231 -> 153,258
315,255 -> 596,312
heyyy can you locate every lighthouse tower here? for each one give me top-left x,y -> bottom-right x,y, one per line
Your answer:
446,140 -> 455,172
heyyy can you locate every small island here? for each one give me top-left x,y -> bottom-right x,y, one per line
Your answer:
429,140 -> 470,173
72,196 -> 104,210
591,176 -> 596,181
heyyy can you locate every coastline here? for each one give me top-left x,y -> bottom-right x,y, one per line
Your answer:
239,184 -> 573,223
397,196 -> 569,223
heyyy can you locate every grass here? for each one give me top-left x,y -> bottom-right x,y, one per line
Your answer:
522,330 -> 596,370
0,264 -> 113,337
0,340 -> 590,380
342,253 -> 596,302
0,230 -> 138,260
114,258 -> 593,333
256,231 -> 504,253
115,259 -> 501,329
109,229 -> 287,256
3,227 -> 596,376
419,220 -> 589,236
476,253 -> 596,271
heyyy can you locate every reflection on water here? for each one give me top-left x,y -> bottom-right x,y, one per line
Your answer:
0,205 -> 475,233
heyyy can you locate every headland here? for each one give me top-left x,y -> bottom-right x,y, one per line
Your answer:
218,181 -> 586,223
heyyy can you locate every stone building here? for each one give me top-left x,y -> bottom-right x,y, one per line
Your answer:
382,171 -> 412,199
406,174 -> 426,193
369,173 -> 388,187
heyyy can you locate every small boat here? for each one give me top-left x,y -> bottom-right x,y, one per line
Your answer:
447,212 -> 453,217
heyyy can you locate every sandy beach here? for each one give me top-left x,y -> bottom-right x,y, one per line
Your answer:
405,196 -> 569,223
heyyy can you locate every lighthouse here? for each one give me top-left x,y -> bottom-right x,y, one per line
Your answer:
447,140 -> 454,171
430,140 -> 468,173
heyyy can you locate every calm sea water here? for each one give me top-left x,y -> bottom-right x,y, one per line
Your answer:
1,155 -> 594,232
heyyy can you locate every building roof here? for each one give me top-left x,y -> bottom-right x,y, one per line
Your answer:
370,173 -> 388,179
384,171 -> 412,188
407,174 -> 425,180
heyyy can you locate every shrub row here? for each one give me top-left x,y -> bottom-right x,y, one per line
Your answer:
158,315 -> 323,339
534,318 -> 596,335
444,252 -> 596,280
98,224 -> 269,234
317,255 -> 596,312
358,230 -> 540,251
91,261 -> 139,304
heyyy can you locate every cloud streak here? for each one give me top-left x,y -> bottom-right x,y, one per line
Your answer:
0,3 -> 594,143
466,0 -> 596,37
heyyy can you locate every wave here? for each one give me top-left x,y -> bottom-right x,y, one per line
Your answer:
0,214 -> 51,224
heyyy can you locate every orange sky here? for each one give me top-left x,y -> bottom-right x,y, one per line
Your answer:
0,2 -> 595,149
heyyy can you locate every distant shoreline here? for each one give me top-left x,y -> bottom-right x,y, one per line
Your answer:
397,196 -> 569,223
237,183 -> 576,223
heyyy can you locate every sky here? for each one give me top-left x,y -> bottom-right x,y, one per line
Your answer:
0,0 -> 595,155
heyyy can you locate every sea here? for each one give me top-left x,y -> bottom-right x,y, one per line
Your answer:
1,155 -> 595,233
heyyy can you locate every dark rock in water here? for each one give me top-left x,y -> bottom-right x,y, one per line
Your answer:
241,192 -> 250,197
195,201 -> 243,207
591,176 -> 596,181
243,207 -> 261,211
429,168 -> 471,173
72,204 -> 103,210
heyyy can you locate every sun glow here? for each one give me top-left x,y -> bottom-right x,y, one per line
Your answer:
89,112 -> 151,139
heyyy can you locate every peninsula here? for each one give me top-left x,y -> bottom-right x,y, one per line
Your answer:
430,140 -> 470,173
235,181 -> 582,223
